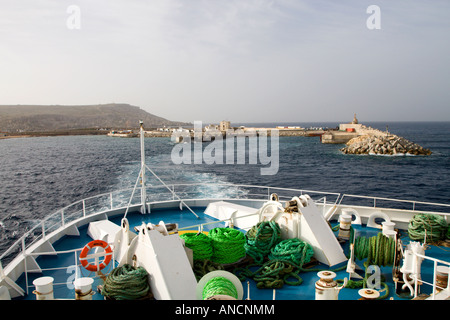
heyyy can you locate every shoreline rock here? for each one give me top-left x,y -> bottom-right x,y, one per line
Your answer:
340,134 -> 432,156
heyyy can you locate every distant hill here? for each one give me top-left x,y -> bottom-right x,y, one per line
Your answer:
0,103 -> 190,133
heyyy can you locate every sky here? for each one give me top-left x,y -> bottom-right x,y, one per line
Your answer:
0,0 -> 449,124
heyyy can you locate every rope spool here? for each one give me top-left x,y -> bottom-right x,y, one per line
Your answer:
209,227 -> 246,264
196,270 -> 243,300
101,264 -> 152,300
244,221 -> 281,264
354,232 -> 395,267
269,238 -> 314,267
408,213 -> 448,243
179,232 -> 213,261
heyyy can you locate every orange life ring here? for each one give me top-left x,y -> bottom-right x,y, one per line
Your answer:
79,240 -> 112,272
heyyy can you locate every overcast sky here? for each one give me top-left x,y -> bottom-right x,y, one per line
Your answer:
1,0 -> 449,123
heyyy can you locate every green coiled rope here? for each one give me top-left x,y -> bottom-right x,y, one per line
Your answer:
339,232 -> 396,300
202,276 -> 238,300
236,238 -> 315,289
269,238 -> 314,267
245,221 -> 281,264
408,213 -> 448,243
209,227 -> 246,264
354,232 -> 395,267
180,232 -> 213,261
101,264 -> 151,300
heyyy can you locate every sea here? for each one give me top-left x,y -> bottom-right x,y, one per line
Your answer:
1,121 -> 449,257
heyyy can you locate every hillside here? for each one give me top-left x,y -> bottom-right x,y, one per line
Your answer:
0,104 -> 189,133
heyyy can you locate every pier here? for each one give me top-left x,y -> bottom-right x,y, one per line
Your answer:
321,114 -> 372,144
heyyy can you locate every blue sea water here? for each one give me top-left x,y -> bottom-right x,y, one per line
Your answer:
0,121 -> 449,255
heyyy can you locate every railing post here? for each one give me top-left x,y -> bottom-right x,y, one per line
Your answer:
21,237 -> 26,254
82,199 -> 86,217
110,192 -> 114,210
75,250 -> 79,281
432,260 -> 437,300
41,221 -> 46,240
61,209 -> 65,227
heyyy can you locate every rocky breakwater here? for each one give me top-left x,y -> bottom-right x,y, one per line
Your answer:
340,134 -> 432,156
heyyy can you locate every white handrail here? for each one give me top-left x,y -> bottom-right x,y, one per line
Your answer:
2,183 -> 450,267
23,246 -> 116,296
411,252 -> 450,300
341,193 -> 450,210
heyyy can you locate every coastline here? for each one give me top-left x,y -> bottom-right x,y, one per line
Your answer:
0,127 -> 321,140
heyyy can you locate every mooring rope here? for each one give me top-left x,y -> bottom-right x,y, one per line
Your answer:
341,232 -> 396,299
202,276 -> 238,300
193,259 -> 224,281
236,259 -> 304,289
180,232 -> 213,261
209,227 -> 246,264
408,213 -> 448,243
101,264 -> 151,300
354,232 -> 395,267
236,237 -> 315,289
244,221 -> 281,264
269,238 -> 314,267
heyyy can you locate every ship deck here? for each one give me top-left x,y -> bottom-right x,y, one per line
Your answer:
12,206 -> 450,301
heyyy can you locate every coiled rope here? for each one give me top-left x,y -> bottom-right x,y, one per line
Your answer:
180,232 -> 213,261
269,238 -> 314,267
408,213 -> 448,243
236,259 -> 304,289
342,232 -> 395,299
101,264 -> 151,300
209,227 -> 246,264
202,276 -> 238,300
354,232 -> 395,267
193,259 -> 224,281
245,221 -> 281,264
236,238 -> 315,289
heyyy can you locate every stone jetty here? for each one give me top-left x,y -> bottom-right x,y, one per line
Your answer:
340,133 -> 432,156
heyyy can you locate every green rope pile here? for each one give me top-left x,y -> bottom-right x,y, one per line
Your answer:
236,237 -> 315,289
339,232 -> 396,300
209,227 -> 246,264
354,232 -> 395,267
101,264 -> 151,300
244,221 -> 281,264
408,213 -> 448,243
202,276 -> 238,300
193,259 -> 224,281
269,238 -> 314,267
236,259 -> 303,289
180,232 -> 213,261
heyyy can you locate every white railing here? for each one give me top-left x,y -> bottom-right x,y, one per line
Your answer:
0,184 -> 340,268
22,246 -> 117,297
2,183 -> 450,271
411,253 -> 450,300
340,193 -> 450,219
